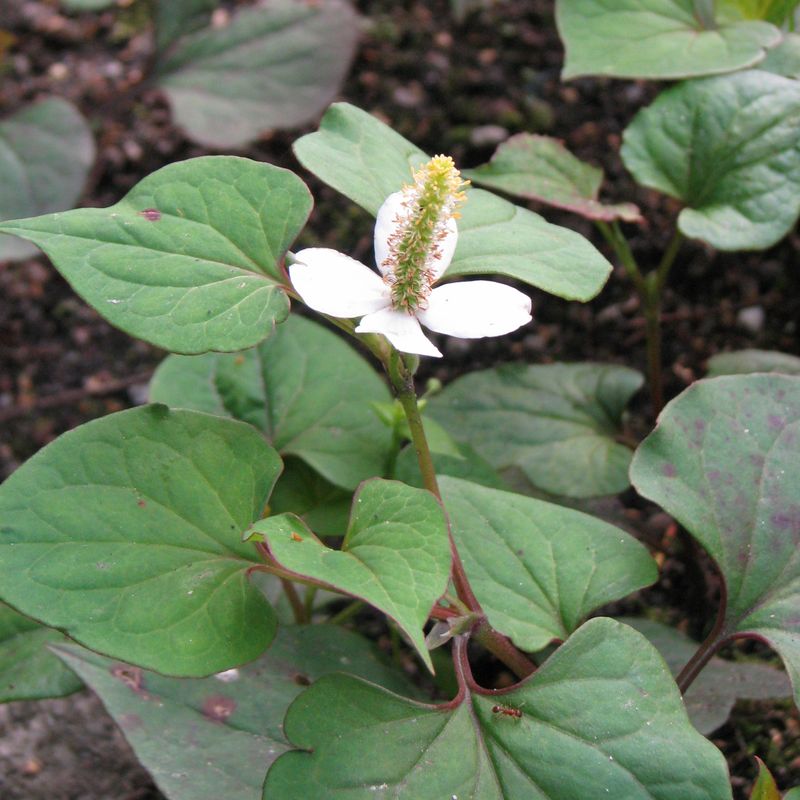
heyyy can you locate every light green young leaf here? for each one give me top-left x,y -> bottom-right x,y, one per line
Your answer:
441,478 -> 657,651
0,98 -> 95,261
750,758 -> 781,800
0,604 -> 83,702
52,625 -> 417,800
556,0 -> 781,80
264,619 -> 732,799
464,133 -> 641,222
623,618 -> 791,734
707,349 -> 800,377
149,314 -> 391,490
294,103 -> 613,302
155,0 -> 360,148
427,363 -> 643,498
0,157 -> 311,353
721,0 -> 800,24
251,479 -> 451,672
0,406 -> 282,676
631,375 -> 800,706
621,71 -> 800,251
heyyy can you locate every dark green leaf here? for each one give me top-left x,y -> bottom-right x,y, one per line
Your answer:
264,618 -> 732,799
294,103 -> 613,302
155,0 -> 360,148
624,618 -> 791,734
631,375 -> 800,706
0,98 -> 95,261
0,406 -> 282,676
149,314 -> 391,489
0,157 -> 311,353
441,478 -> 657,650
251,479 -> 451,672
556,0 -> 780,80
464,133 -> 641,222
428,363 -> 643,498
621,71 -> 800,251
0,604 -> 82,702
53,625 -> 417,800
707,349 -> 800,377
155,0 -> 216,51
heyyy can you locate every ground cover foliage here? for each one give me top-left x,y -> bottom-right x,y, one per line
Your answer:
1,1 -> 799,798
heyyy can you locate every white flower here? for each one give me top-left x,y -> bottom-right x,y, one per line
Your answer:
289,156 -> 532,358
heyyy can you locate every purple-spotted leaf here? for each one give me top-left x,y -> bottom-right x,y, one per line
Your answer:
464,134 -> 641,222
631,375 -> 800,705
0,604 -> 82,702
0,406 -> 282,676
0,157 -> 311,353
750,758 -> 782,800
624,618 -> 791,734
52,625 -> 417,800
441,478 -> 657,651
250,479 -> 451,672
149,314 -> 391,490
293,103 -> 613,302
263,618 -> 732,799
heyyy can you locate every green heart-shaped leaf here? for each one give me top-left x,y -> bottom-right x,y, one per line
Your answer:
0,406 -> 282,676
623,618 -> 791,735
760,33 -> 800,78
428,363 -> 643,498
264,618 -> 732,799
631,375 -> 800,705
464,133 -> 641,222
0,157 -> 312,353
441,478 -> 657,651
155,0 -> 359,148
149,314 -> 391,490
293,103 -> 613,301
0,98 -> 95,261
251,479 -> 451,672
707,349 -> 800,377
52,625 -> 417,800
0,604 -> 82,702
556,0 -> 780,80
621,71 -> 800,251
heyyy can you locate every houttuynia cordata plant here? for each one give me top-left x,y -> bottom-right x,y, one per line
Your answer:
1,90 -> 799,799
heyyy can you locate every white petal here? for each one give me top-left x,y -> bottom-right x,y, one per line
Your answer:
356,307 -> 442,357
290,248 -> 390,318
374,191 -> 404,276
418,281 -> 532,338
373,191 -> 459,281
428,215 -> 458,281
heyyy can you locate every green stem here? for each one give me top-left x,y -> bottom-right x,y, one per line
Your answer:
281,578 -> 308,624
385,351 -> 536,680
597,222 -> 683,416
329,600 -> 364,626
676,582 -> 727,693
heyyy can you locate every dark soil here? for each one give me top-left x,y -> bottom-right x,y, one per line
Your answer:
0,1 -> 798,798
